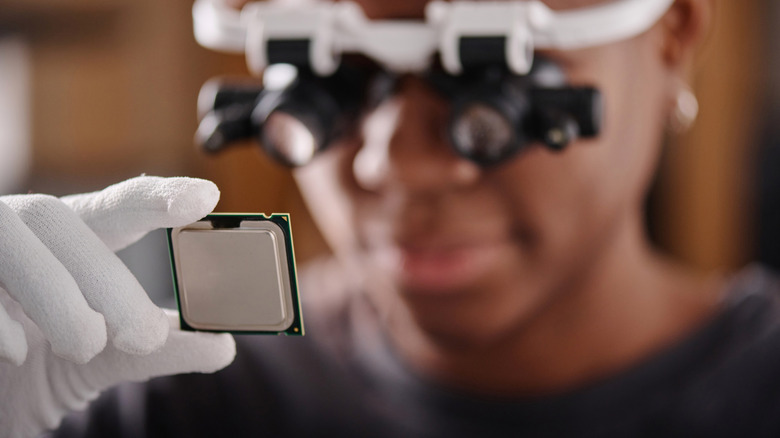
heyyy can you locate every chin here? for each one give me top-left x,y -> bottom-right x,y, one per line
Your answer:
397,281 -> 544,350
358,243 -> 551,348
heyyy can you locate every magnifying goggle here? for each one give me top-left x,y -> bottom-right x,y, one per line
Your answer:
193,0 -> 674,167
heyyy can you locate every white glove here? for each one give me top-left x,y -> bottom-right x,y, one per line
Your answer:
0,176 -> 236,438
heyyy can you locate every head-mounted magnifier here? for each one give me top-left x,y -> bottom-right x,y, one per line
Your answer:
193,0 -> 674,167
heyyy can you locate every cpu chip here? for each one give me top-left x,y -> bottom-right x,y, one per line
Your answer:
167,214 -> 303,335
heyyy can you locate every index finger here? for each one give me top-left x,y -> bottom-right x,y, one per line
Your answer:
61,176 -> 220,252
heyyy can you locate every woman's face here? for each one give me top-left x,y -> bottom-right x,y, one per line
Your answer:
294,0 -> 675,343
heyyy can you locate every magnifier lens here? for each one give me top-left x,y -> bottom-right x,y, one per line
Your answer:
262,111 -> 318,166
451,103 -> 514,162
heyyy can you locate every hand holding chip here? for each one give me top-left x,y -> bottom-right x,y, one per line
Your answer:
0,176 -> 236,438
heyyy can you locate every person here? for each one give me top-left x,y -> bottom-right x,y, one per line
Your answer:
2,0 -> 780,436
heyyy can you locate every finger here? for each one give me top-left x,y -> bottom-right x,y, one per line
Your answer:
2,194 -> 169,356
87,309 -> 236,390
0,200 -> 107,364
0,293 -> 27,365
61,176 -> 220,252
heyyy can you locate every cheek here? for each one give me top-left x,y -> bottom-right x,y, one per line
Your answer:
566,39 -> 669,205
490,150 -> 615,269
486,43 -> 667,281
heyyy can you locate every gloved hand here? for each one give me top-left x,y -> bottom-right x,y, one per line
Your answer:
0,176 -> 236,438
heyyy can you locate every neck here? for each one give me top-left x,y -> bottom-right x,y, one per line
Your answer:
385,212 -> 723,397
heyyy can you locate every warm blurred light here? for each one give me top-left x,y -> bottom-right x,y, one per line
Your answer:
263,111 -> 318,166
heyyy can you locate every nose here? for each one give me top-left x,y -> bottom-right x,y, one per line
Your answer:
353,76 -> 481,195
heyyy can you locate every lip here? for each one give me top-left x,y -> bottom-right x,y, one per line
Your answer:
377,241 -> 504,295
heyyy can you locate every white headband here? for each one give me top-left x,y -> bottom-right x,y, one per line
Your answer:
193,0 -> 675,75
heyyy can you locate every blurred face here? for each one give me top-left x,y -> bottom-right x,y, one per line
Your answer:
294,0 -> 674,344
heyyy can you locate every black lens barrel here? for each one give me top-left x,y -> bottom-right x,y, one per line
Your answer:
447,60 -> 603,165
196,57 -> 603,166
196,81 -> 265,153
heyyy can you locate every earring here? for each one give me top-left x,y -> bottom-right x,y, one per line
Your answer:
670,81 -> 699,134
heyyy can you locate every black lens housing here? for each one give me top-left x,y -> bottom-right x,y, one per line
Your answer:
444,59 -> 603,166
195,63 -> 370,166
195,56 -> 603,167
195,80 -> 264,154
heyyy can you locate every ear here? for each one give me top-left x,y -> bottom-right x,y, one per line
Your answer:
659,0 -> 715,69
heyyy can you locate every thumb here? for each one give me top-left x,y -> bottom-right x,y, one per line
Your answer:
61,176 -> 220,252
85,309 -> 236,390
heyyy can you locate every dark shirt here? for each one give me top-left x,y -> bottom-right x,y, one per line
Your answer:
52,265 -> 780,437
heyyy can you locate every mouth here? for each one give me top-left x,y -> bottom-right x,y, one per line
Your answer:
374,240 -> 506,296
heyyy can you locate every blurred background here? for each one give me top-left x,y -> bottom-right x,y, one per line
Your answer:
0,1 -> 777,303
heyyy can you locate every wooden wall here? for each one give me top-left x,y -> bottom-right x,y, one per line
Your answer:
2,0 -> 329,262
655,1 -> 765,271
